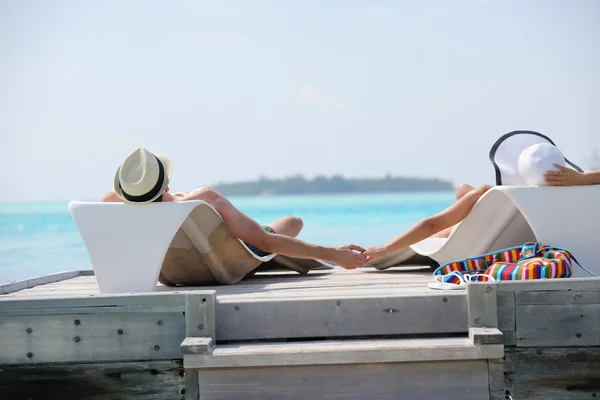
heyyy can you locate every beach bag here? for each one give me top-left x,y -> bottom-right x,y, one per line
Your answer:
432,242 -> 584,286
489,130 -> 583,186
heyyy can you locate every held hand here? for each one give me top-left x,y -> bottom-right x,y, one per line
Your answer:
363,246 -> 388,261
544,164 -> 587,186
332,244 -> 367,269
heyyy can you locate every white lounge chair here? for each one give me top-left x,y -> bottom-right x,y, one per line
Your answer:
368,185 -> 600,278
68,200 -> 333,294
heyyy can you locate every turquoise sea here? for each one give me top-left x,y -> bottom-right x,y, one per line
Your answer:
0,192 -> 455,284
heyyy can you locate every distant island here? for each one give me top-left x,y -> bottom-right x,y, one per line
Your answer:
213,175 -> 454,196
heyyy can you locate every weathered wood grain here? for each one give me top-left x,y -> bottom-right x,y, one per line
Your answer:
215,292 -> 467,341
0,312 -> 186,364
496,277 -> 600,293
488,358 -> 505,400
467,282 -> 498,328
516,289 -> 600,305
197,360 -> 490,400
498,305 -> 515,332
469,327 -> 504,345
184,293 -> 214,400
184,293 -> 215,340
184,337 -> 503,369
504,347 -> 600,399
1,268 -> 437,301
0,360 -> 185,400
516,304 -> 600,346
181,337 -> 214,355
0,292 -> 189,310
497,292 -> 514,308
503,331 -> 517,346
0,291 -> 216,365
0,270 -> 87,295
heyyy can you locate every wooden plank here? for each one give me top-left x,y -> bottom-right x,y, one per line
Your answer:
497,292 -> 514,307
2,283 -> 438,301
516,304 -> 600,346
215,285 -> 443,300
0,270 -> 86,295
2,268 -> 437,299
184,366 -> 199,400
0,312 -> 185,364
467,282 -> 498,328
197,360 -> 490,400
184,293 -> 215,400
496,277 -> 600,293
214,292 -> 467,341
500,293 -> 516,347
0,291 -> 214,311
503,331 -> 517,346
0,292 -> 217,365
488,358 -> 505,400
498,290 -> 515,334
498,306 -> 515,332
185,293 -> 215,339
469,327 -> 503,345
0,304 -> 186,316
181,337 -> 214,355
498,291 -> 515,334
0,360 -> 185,400
0,292 -> 189,310
516,289 -> 600,305
184,337 -> 503,369
504,347 -> 600,399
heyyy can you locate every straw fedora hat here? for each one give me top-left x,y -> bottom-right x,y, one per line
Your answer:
113,148 -> 173,204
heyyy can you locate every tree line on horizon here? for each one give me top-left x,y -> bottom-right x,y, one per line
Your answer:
213,174 -> 454,196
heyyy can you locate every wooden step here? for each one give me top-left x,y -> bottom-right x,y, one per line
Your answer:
183,333 -> 503,369
214,290 -> 468,341
182,329 -> 504,400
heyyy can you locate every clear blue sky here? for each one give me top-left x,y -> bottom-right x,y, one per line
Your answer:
1,0 -> 599,202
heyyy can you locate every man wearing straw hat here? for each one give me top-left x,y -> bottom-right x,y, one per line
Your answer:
101,148 -> 368,271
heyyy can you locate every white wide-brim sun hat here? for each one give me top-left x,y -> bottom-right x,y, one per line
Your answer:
113,148 -> 173,204
489,130 -> 583,186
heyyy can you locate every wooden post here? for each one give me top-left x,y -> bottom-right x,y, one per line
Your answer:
488,358 -> 506,400
467,283 -> 503,400
184,292 -> 215,400
467,282 -> 498,328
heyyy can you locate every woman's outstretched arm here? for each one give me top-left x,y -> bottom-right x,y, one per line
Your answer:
363,184 -> 492,261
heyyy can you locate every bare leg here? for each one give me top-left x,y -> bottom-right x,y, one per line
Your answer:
432,183 -> 476,238
267,216 -> 304,238
455,183 -> 475,201
247,216 -> 304,275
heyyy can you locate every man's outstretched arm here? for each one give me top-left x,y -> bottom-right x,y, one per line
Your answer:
364,184 -> 492,260
183,187 -> 367,269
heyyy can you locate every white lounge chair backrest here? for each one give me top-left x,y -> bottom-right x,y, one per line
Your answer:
69,200 -> 331,294
489,130 -> 583,186
69,201 -> 203,293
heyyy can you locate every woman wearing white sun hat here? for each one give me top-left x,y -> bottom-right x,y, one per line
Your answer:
364,131 -> 600,261
488,130 -> 599,187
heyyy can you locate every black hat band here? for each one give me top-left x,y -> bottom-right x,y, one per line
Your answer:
119,155 -> 165,203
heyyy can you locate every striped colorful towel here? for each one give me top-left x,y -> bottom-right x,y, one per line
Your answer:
432,242 -> 581,285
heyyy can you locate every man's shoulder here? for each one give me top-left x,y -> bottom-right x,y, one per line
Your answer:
171,192 -> 189,200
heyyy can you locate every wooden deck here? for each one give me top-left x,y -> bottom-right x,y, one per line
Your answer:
1,266 -> 600,399
2,267 -> 470,342
1,266 -> 438,300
